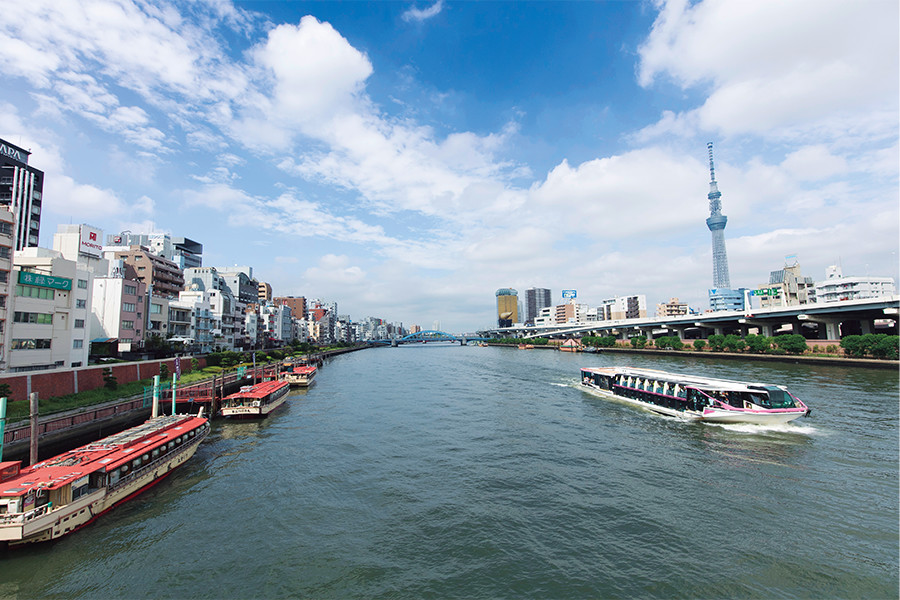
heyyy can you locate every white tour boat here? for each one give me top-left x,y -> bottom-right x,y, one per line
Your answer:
580,366 -> 809,425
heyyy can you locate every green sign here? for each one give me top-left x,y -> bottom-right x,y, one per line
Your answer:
753,287 -> 779,297
18,271 -> 73,291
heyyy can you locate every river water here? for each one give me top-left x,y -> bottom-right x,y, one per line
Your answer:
1,346 -> 897,599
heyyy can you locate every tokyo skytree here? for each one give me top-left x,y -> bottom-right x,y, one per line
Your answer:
705,142 -> 731,289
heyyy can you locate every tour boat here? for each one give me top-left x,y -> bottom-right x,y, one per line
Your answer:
221,380 -> 290,418
580,366 -> 809,425
0,411 -> 209,549
281,365 -> 317,387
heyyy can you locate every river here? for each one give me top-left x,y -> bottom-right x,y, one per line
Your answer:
1,346 -> 897,599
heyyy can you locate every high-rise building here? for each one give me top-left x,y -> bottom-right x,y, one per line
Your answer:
0,138 -> 43,250
496,288 -> 518,328
525,287 -> 551,325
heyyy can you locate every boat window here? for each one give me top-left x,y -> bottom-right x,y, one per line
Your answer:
121,464 -> 129,475
132,458 -> 141,469
152,448 -> 160,459
176,437 -> 182,445
142,454 -> 149,462
761,387 -> 795,409
168,442 -> 175,450
109,469 -> 120,485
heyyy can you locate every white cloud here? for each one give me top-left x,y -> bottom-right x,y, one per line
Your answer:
402,1 -> 444,23
637,0 -> 899,142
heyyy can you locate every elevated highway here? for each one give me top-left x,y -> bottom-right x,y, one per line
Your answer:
477,296 -> 900,341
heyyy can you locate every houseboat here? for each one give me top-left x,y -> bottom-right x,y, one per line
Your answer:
281,365 -> 317,387
580,366 -> 809,425
0,411 -> 209,549
221,380 -> 290,418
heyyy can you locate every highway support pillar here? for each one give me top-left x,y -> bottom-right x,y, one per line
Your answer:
797,314 -> 841,340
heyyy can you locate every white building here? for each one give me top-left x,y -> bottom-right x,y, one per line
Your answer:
262,302 -> 292,344
10,248 -> 92,371
599,295 -> 647,320
90,260 -> 147,354
170,290 -> 215,354
815,265 -> 896,303
0,209 -> 15,371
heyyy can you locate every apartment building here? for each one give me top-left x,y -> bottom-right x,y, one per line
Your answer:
9,248 -> 91,371
0,138 -> 42,251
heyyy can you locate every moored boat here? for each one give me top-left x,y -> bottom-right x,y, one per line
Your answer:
0,411 -> 209,549
580,366 -> 809,425
221,380 -> 290,418
281,365 -> 317,387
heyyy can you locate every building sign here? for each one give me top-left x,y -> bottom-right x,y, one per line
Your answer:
753,288 -> 780,297
79,225 -> 103,258
18,270 -> 73,291
0,142 -> 25,163
562,290 -> 577,299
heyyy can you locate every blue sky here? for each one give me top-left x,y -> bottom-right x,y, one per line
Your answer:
1,0 -> 897,332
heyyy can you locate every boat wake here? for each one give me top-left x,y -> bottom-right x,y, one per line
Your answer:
705,421 -> 819,436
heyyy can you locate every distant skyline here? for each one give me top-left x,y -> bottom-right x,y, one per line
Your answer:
1,0 -> 897,332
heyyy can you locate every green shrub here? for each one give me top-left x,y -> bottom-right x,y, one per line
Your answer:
630,336 -> 647,349
693,340 -> 707,351
773,334 -> 808,355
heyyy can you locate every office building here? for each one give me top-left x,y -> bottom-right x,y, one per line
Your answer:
525,287 -> 551,325
0,138 -> 42,250
496,288 -> 518,328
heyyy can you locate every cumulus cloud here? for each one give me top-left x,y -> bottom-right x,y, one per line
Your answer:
637,0 -> 899,142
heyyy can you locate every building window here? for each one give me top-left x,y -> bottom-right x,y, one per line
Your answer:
77,279 -> 88,289
0,295 -> 5,308
76,299 -> 87,309
15,285 -> 54,300
123,302 -> 136,312
0,271 -> 7,283
11,339 -> 52,350
75,319 -> 85,328
0,222 -> 11,235
13,312 -> 53,324
150,303 -> 162,314
0,246 -> 9,259
71,362 -> 82,368
121,320 -> 135,330
73,339 -> 83,349
124,284 -> 137,295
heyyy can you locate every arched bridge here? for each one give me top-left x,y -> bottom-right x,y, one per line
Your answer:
368,331 -> 489,346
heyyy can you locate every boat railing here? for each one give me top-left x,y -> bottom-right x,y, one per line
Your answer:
0,503 -> 51,525
108,426 -> 208,493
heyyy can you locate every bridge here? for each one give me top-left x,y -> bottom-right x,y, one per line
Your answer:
476,296 -> 900,342
368,330 -> 490,346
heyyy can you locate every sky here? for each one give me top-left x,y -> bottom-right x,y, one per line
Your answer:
1,0 -> 897,333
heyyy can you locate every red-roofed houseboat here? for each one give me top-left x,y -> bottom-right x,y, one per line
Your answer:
0,412 -> 209,549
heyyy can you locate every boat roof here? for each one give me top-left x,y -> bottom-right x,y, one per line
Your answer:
225,380 -> 289,400
581,366 -> 783,393
291,366 -> 316,374
0,414 -> 207,497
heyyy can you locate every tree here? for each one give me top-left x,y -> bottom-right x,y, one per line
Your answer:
103,367 -> 118,390
654,336 -> 683,350
744,334 -> 772,354
693,340 -> 707,351
873,335 -> 899,360
840,335 -> 864,357
630,336 -> 647,349
723,334 -> 746,353
707,334 -> 726,352
159,363 -> 169,380
773,334 -> 808,355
